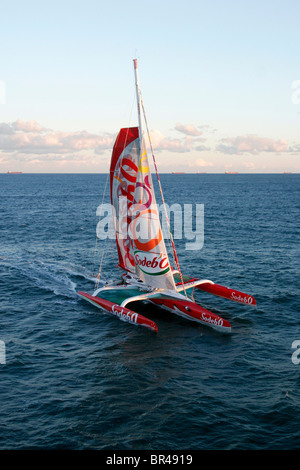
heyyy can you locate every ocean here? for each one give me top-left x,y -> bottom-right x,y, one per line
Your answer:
0,173 -> 299,451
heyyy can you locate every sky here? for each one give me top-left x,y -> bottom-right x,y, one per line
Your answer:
0,0 -> 299,173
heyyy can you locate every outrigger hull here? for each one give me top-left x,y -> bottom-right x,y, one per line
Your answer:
173,272 -> 256,307
150,297 -> 231,333
78,291 -> 158,333
195,281 -> 256,306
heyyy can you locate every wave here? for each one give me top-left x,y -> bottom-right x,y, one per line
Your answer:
0,255 -> 98,299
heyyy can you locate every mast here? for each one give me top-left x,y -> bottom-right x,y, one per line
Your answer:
133,58 -> 187,297
133,59 -> 143,150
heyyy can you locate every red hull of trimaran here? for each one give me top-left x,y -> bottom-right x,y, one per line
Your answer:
178,278 -> 256,306
196,282 -> 256,306
150,297 -> 231,333
78,288 -> 234,334
78,291 -> 158,333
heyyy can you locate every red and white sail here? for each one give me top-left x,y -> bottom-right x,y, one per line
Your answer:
109,60 -> 176,291
110,125 -> 176,290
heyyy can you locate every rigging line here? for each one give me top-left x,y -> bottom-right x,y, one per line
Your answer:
95,234 -> 108,289
159,200 -> 177,268
140,99 -> 188,298
108,230 -> 117,264
93,172 -> 110,289
95,205 -> 117,288
94,172 -> 110,257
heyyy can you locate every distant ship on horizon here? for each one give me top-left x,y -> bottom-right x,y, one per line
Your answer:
172,171 -> 186,174
225,171 -> 239,174
7,171 -> 23,174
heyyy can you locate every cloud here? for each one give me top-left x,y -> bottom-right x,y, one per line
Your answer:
289,143 -> 300,153
0,119 -> 213,163
2,120 -> 208,159
149,129 -> 192,153
175,122 -> 203,136
0,123 -> 15,135
195,144 -> 211,152
150,125 -> 209,153
217,134 -> 289,155
0,120 -> 114,160
2,119 -> 297,172
12,119 -> 47,133
1,119 -> 212,167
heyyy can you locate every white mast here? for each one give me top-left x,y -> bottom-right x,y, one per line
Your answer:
133,59 -> 143,149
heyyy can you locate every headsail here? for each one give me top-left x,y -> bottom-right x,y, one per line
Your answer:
110,125 -> 176,290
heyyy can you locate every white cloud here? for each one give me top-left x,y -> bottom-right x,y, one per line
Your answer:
12,119 -> 47,133
175,122 -> 203,136
195,144 -> 211,152
217,134 -> 289,155
0,120 -> 114,159
1,119 -> 298,172
149,129 -> 191,153
149,125 -> 208,153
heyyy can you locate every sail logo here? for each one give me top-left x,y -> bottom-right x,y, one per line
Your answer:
134,250 -> 170,276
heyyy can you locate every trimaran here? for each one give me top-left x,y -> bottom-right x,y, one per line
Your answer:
78,59 -> 256,334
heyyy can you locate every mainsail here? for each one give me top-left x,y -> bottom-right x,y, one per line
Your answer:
110,125 -> 176,290
110,126 -> 139,274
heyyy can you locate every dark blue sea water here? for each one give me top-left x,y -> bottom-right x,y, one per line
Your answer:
0,173 -> 299,450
